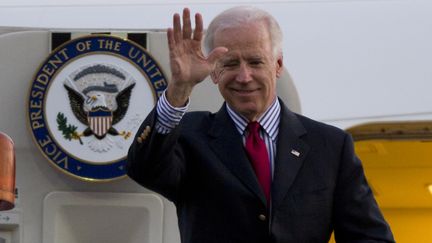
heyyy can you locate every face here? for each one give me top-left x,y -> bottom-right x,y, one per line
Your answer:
211,21 -> 283,121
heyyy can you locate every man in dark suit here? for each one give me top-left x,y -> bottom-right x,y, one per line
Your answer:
127,6 -> 394,243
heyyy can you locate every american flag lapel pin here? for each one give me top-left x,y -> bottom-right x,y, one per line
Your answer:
291,149 -> 300,157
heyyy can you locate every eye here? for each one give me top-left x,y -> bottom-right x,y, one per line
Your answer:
249,59 -> 264,66
223,61 -> 238,68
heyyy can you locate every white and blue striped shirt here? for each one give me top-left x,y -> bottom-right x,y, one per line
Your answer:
225,99 -> 280,178
155,91 -> 189,134
155,90 -> 281,178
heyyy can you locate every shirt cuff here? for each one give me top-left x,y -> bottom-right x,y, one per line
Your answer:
155,90 -> 189,134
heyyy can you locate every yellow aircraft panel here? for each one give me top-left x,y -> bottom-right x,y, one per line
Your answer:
345,121 -> 432,243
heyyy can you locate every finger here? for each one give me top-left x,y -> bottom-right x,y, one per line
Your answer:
193,13 -> 203,41
173,13 -> 182,43
182,8 -> 192,39
207,46 -> 229,65
167,28 -> 175,49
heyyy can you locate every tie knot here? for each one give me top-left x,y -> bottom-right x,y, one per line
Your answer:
247,121 -> 261,135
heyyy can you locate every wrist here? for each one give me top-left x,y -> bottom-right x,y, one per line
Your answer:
166,82 -> 192,107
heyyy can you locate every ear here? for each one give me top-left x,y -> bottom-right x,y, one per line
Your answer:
275,55 -> 283,78
210,70 -> 219,84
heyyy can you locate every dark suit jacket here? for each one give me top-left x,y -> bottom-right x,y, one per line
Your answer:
127,100 -> 394,243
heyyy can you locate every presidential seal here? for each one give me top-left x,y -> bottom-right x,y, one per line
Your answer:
28,35 -> 167,181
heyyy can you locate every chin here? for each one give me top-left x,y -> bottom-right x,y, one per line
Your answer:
236,105 -> 261,119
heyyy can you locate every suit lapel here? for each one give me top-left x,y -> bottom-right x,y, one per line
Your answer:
272,103 -> 310,209
208,105 -> 267,205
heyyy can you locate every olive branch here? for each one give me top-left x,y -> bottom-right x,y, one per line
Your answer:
56,112 -> 83,145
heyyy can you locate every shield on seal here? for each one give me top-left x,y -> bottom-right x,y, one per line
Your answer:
87,107 -> 113,137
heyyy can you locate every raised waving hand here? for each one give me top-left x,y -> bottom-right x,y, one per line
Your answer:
166,8 -> 228,107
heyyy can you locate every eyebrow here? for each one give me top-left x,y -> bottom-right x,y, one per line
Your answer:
247,54 -> 265,60
220,57 -> 239,63
219,53 -> 266,64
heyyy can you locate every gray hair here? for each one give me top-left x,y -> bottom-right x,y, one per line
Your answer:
204,6 -> 283,58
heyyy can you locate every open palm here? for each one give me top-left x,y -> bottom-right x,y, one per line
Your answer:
166,8 -> 227,105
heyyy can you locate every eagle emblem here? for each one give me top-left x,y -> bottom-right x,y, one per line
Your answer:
63,82 -> 135,139
58,64 -> 138,151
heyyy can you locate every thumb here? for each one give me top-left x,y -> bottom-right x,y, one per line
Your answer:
206,47 -> 228,65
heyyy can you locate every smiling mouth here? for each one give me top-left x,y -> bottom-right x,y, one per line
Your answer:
232,88 -> 258,94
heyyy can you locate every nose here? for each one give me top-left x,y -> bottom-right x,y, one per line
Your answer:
235,64 -> 253,83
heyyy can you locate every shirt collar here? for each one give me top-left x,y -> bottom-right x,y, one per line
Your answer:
226,98 -> 281,142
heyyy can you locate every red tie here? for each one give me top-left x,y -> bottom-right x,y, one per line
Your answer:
245,122 -> 271,205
